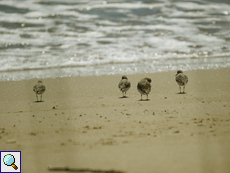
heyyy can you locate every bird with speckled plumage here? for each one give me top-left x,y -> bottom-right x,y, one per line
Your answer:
137,77 -> 151,100
118,75 -> 131,97
33,80 -> 46,101
175,70 -> 188,93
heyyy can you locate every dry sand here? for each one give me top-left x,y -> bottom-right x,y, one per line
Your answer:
0,68 -> 230,173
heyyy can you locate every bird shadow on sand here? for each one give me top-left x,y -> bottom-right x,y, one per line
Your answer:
119,96 -> 129,99
33,101 -> 44,103
176,92 -> 187,95
138,99 -> 150,101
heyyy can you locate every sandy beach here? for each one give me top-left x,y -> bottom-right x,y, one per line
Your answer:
0,68 -> 230,173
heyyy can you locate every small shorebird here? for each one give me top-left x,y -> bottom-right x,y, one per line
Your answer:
118,75 -> 131,97
137,77 -> 151,100
33,80 -> 46,102
175,70 -> 188,93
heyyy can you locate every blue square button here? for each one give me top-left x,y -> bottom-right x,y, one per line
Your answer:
1,151 -> 21,173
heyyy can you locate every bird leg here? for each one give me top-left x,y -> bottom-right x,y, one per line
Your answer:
183,86 -> 185,93
36,94 -> 38,101
179,86 -> 181,93
40,94 -> 42,102
141,94 -> 142,100
147,94 -> 148,100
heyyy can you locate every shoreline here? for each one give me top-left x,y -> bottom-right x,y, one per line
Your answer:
0,68 -> 230,173
0,57 -> 229,81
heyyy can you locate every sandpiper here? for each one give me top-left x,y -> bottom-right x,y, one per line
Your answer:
33,80 -> 46,101
118,75 -> 131,97
137,77 -> 151,100
175,70 -> 188,93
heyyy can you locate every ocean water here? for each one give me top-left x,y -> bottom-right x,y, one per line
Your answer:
0,0 -> 230,81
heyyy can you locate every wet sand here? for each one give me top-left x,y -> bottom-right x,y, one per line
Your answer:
0,68 -> 230,173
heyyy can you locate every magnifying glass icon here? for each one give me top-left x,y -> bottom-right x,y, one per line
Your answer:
3,154 -> 18,170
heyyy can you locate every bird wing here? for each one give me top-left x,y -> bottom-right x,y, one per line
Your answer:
176,74 -> 188,85
118,79 -> 130,90
138,80 -> 151,94
38,84 -> 46,92
33,85 -> 37,92
35,84 -> 46,93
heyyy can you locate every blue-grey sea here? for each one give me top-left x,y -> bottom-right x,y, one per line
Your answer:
0,0 -> 230,81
